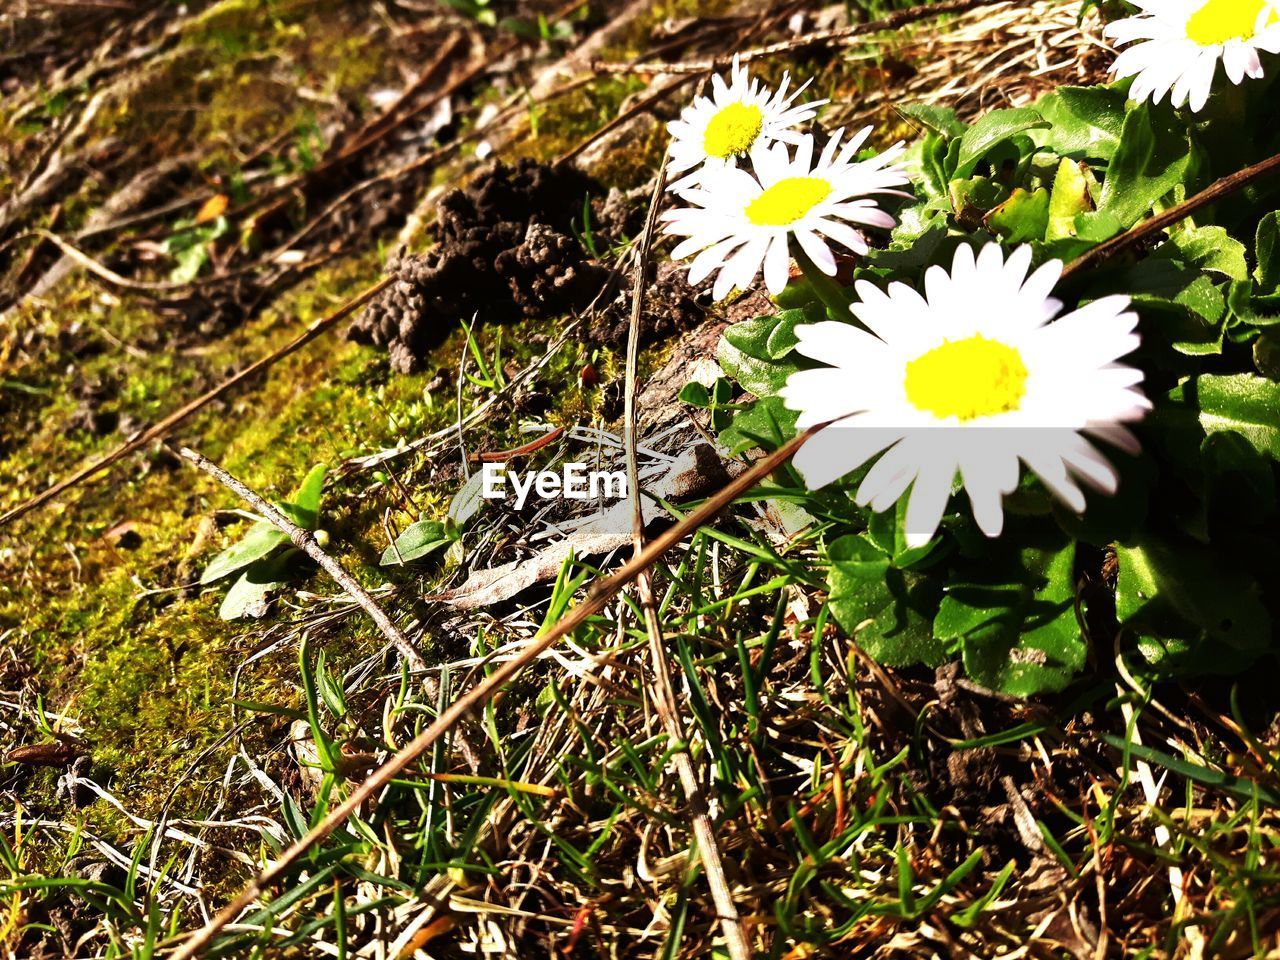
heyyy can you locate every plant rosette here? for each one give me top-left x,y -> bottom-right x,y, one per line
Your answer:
689,69 -> 1280,695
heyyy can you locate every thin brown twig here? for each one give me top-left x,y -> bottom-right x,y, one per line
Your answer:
621,152 -> 751,960
589,0 -> 1008,74
470,425 -> 566,463
0,276 -> 394,530
1,228 -> 265,293
164,422 -> 824,960
1061,149 -> 1280,280
178,446 -> 427,672
333,34 -> 469,161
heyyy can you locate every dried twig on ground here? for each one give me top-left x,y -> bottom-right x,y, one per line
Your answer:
177,446 -> 427,672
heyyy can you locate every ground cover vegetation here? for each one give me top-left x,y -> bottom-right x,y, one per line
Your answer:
3,0 -> 1280,957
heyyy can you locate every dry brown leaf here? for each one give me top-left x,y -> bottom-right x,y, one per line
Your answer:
435,442 -> 741,609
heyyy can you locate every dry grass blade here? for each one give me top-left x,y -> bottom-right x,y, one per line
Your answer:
620,155 -> 751,958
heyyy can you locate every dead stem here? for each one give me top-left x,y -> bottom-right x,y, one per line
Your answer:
621,152 -> 751,959
177,446 -> 428,673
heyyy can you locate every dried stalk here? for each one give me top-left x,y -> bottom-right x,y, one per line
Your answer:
621,154 -> 751,959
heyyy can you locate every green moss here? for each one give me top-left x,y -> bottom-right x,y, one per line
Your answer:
0,239 -> 610,856
78,0 -> 390,184
0,0 -> 928,923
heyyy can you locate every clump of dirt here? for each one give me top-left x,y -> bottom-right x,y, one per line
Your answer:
586,260 -> 706,349
348,159 -> 608,372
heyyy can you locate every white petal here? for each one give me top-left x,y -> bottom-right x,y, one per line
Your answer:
795,229 -> 837,274
903,458 -> 957,548
792,320 -> 889,366
791,421 -> 902,488
764,235 -> 791,295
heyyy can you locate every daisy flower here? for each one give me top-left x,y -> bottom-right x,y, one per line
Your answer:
780,243 -> 1151,547
667,54 -> 826,192
662,128 -> 909,301
1105,0 -> 1280,112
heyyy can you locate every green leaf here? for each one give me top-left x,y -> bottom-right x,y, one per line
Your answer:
1034,86 -> 1127,160
678,382 -> 710,407
1255,211 -> 1280,294
1122,260 -> 1226,355
827,535 -> 947,668
722,307 -> 811,361
899,103 -> 967,139
1073,209 -> 1123,243
1190,373 -> 1280,460
290,464 -> 327,523
1201,431 -> 1277,520
219,550 -> 297,620
718,396 -> 798,455
955,107 -> 1047,178
718,307 -> 818,397
200,522 -> 289,584
934,540 -> 1083,697
948,177 -> 1010,228
1228,279 -> 1280,328
1046,158 -> 1093,241
867,212 -> 948,270
380,519 -> 457,566
273,464 -> 328,530
866,497 -> 944,568
985,187 -> 1049,243
169,243 -> 210,285
1116,537 -> 1271,672
1095,103 -> 1196,229
1156,226 -> 1248,280
912,133 -> 954,199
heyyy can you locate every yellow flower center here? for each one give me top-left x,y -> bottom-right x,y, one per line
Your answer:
744,177 -> 832,227
702,102 -> 765,158
1185,0 -> 1275,45
904,335 -> 1029,421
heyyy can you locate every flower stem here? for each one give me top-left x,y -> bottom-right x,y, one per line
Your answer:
792,244 -> 852,320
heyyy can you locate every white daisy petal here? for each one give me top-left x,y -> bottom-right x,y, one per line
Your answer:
1106,0 -> 1280,112
763,236 -> 791,295
791,420 -> 902,488
781,242 -> 1149,542
795,229 -> 838,274
664,131 -> 909,300
793,320 -> 889,366
959,449 -> 1018,538
904,457 -> 958,547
